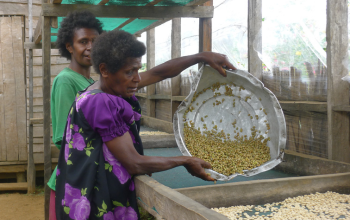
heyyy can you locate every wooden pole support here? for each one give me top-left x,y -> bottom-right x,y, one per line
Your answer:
42,15 -> 51,220
171,18 -> 181,120
248,0 -> 262,80
146,29 -> 156,117
326,0 -> 350,163
199,0 -> 212,53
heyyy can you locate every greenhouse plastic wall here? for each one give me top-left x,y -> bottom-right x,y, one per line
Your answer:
260,0 -> 328,158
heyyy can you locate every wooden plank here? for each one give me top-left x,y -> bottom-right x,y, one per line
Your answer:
177,173 -> 350,208
141,115 -> 173,134
0,182 -> 27,191
0,164 -> 26,173
326,0 -> 350,163
115,0 -> 165,30
97,0 -> 109,5
51,0 -> 62,4
172,96 -> 186,102
42,15 -> 51,220
332,105 -> 350,112
135,175 -> 227,220
199,0 -> 212,53
171,18 -> 182,120
134,0 -> 211,35
248,0 -> 262,80
155,100 -> 172,122
146,29 -> 156,117
33,15 -> 42,44
1,17 -> 19,161
279,101 -> 327,112
42,4 -> 214,18
0,3 -> 41,16
0,18 -> 4,161
0,161 -> 26,165
28,44 -> 36,193
0,0 -> 41,4
12,16 -> 27,161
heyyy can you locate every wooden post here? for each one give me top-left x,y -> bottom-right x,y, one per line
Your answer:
27,0 -> 36,195
199,0 -> 212,53
42,15 -> 51,220
326,0 -> 350,163
248,0 -> 262,80
146,29 -> 156,117
171,18 -> 181,120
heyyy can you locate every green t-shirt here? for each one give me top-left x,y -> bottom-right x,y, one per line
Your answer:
48,67 -> 94,191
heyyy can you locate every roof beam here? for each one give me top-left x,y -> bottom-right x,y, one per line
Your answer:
41,4 -> 213,18
50,0 -> 62,4
134,0 -> 210,35
115,0 -> 165,30
97,0 -> 109,5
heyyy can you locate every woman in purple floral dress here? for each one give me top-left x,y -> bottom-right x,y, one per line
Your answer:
55,30 -> 236,220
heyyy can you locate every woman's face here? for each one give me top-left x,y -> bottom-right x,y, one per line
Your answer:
103,57 -> 142,98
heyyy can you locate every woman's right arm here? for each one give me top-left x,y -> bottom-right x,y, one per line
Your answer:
105,132 -> 215,181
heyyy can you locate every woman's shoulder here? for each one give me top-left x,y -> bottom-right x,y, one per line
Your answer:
76,90 -> 134,115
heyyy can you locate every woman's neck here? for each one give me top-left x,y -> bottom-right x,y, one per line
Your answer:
68,63 -> 91,79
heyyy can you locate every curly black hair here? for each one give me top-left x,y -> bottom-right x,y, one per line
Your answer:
56,11 -> 103,60
91,30 -> 146,75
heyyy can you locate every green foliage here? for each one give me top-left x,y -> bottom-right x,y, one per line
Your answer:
139,206 -> 156,220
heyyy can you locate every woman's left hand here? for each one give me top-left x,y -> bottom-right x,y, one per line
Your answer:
200,52 -> 236,77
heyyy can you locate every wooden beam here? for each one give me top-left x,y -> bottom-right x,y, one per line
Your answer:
171,18 -> 182,120
199,0 -> 212,53
33,15 -> 42,44
172,96 -> 186,102
50,0 -> 62,3
42,15 -> 51,220
115,0 -> 165,30
130,0 -> 212,35
148,94 -> 171,100
42,4 -> 214,18
24,42 -> 56,49
326,0 -> 350,163
28,47 -> 36,193
332,105 -> 350,112
248,0 -> 262,80
97,0 -> 109,5
141,115 -> 173,134
146,29 -> 156,118
177,173 -> 350,208
135,175 -> 227,220
279,101 -> 327,112
135,93 -> 171,100
0,182 -> 27,191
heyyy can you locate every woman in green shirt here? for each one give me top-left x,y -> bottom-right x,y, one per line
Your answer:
49,11 -> 103,220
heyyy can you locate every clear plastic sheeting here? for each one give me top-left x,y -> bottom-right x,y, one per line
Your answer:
284,111 -> 328,159
262,61 -> 327,101
212,0 -> 248,70
155,21 -> 172,95
261,0 -> 327,102
180,18 -> 199,95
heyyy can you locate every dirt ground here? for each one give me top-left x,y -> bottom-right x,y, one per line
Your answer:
0,190 -> 154,220
0,191 -> 45,220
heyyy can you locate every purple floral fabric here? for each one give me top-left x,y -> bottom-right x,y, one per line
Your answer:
56,90 -> 143,220
103,143 -> 130,184
72,132 -> 86,151
62,183 -> 91,220
113,206 -> 137,220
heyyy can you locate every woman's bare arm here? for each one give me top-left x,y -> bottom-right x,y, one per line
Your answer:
105,131 -> 215,181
